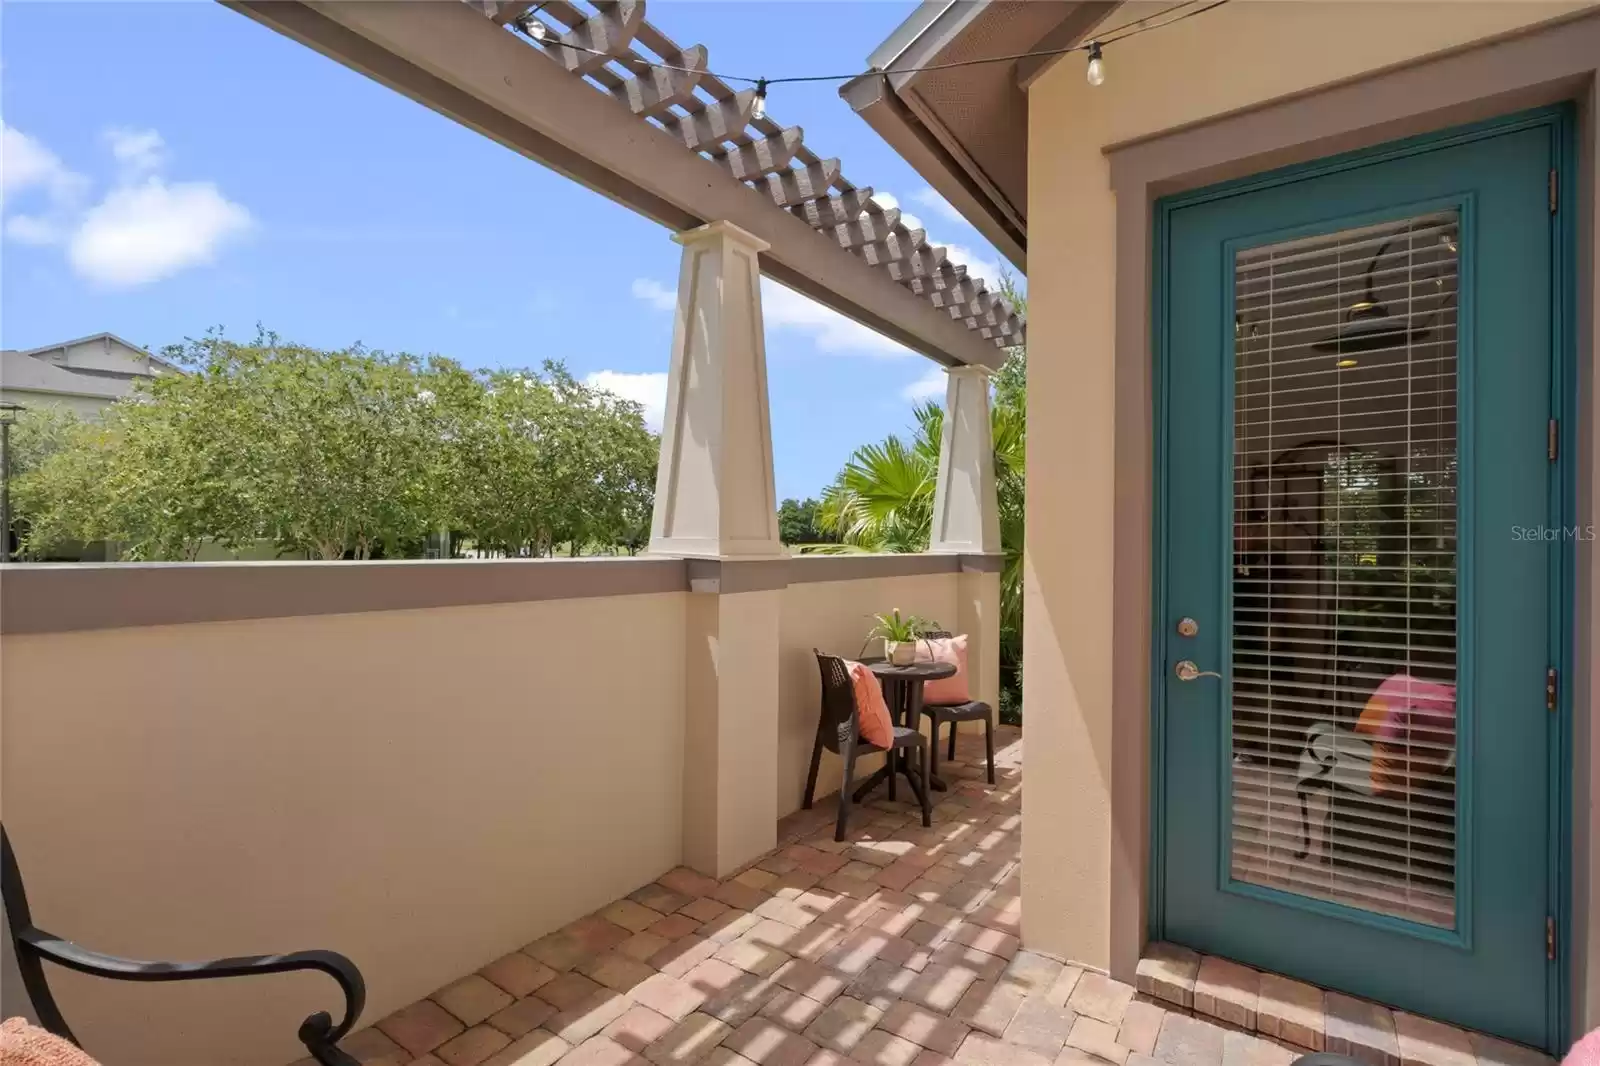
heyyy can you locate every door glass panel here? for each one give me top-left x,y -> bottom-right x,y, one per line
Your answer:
1229,211 -> 1459,928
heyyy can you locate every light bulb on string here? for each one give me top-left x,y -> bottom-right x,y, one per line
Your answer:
752,79 -> 769,121
517,13 -> 548,40
1085,41 -> 1105,86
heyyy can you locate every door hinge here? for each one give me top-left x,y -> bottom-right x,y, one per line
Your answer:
1549,419 -> 1560,461
1548,916 -> 1557,961
1550,169 -> 1559,214
1547,667 -> 1559,712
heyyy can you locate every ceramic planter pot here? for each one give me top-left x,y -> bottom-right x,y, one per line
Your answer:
885,640 -> 918,666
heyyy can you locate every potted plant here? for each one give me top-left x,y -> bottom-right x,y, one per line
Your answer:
867,608 -> 932,666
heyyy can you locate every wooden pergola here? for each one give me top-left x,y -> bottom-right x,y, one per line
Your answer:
226,0 -> 1023,369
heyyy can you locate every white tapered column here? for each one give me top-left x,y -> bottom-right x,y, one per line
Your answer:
651,221 -> 783,877
930,365 -> 1003,711
930,366 -> 1001,555
649,220 -> 783,559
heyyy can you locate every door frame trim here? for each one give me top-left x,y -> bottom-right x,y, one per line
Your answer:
1148,104 -> 1577,1049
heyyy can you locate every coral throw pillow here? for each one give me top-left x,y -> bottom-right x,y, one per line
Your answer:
1,1018 -> 102,1066
846,660 -> 895,748
919,635 -> 971,705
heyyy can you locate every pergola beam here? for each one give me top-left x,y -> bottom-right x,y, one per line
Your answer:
223,0 -> 1006,368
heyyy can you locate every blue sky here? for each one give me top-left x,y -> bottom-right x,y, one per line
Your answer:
0,1 -> 1013,501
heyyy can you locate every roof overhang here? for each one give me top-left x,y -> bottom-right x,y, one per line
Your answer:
843,1 -> 1118,272
223,0 -> 1019,368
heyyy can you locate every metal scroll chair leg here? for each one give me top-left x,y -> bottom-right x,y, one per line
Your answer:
927,713 -> 942,789
947,721 -> 958,761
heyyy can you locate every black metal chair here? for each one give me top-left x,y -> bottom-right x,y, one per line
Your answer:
919,631 -> 997,787
2,826 -> 365,1066
802,651 -> 932,841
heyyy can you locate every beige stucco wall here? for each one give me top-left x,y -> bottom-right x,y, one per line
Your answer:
777,573 -> 961,817
0,593 -> 688,1066
1023,0 -> 1597,1025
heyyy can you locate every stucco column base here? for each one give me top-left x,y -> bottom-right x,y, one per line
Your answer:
682,588 -> 781,878
955,568 -> 1002,712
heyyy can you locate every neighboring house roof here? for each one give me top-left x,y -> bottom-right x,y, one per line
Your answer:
15,332 -> 178,375
843,1 -> 1118,271
0,350 -> 132,401
1,332 -> 167,404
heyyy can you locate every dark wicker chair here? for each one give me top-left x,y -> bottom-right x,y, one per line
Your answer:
802,651 -> 932,841
2,826 -> 365,1066
919,631 -> 997,787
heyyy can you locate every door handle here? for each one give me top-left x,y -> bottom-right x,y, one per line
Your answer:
1175,660 -> 1222,682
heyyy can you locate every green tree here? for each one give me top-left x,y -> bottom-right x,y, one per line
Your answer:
777,497 -> 832,546
16,332 -> 660,561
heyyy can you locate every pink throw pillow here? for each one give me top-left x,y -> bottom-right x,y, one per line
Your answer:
1563,1026 -> 1600,1066
920,635 -> 971,704
846,660 -> 895,748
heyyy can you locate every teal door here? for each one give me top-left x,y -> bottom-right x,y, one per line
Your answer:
1155,111 -> 1570,1051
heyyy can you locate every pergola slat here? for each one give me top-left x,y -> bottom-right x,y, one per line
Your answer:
824,209 -> 900,249
853,228 -> 926,266
884,246 -> 949,282
898,260 -> 964,290
657,92 -> 755,152
612,44 -> 706,116
756,160 -> 841,208
792,190 -> 875,229
715,127 -> 805,181
543,0 -> 644,76
475,1 -> 537,25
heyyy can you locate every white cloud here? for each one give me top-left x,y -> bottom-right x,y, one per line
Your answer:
902,366 -> 947,403
912,187 -> 969,227
5,214 -> 63,245
3,125 -> 252,287
1,123 -> 88,209
104,127 -> 165,178
630,277 -> 677,312
585,370 -> 668,432
760,278 -> 910,358
69,178 -> 252,287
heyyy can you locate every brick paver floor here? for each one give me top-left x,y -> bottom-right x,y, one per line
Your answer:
307,726 -> 1556,1066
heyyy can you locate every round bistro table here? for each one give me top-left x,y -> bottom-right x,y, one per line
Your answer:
851,658 -> 958,803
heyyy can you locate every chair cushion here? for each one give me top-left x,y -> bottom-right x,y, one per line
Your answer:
918,635 -> 970,705
846,660 -> 895,748
1,1018 -> 102,1066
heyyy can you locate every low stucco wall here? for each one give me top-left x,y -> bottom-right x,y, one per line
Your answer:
0,591 -> 687,1066
777,565 -> 961,818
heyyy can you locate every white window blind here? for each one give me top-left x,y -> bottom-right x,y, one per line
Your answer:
1228,212 -> 1460,929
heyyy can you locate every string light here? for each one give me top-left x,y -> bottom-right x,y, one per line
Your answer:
509,0 -> 1228,111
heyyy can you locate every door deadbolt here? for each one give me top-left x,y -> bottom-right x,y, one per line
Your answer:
1177,617 -> 1199,637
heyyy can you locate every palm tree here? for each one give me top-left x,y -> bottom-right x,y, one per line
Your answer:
814,391 -> 1027,705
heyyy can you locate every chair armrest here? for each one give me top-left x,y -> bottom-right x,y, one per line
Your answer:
17,928 -> 364,1064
